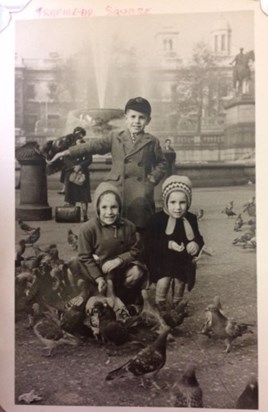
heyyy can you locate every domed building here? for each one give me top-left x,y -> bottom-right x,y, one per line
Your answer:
210,16 -> 232,57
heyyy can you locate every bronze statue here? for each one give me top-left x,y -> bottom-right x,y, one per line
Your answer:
230,48 -> 254,94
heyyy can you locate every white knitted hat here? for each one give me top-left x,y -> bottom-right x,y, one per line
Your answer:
162,175 -> 192,209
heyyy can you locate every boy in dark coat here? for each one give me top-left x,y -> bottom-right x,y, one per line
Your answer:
144,175 -> 204,310
47,97 -> 168,233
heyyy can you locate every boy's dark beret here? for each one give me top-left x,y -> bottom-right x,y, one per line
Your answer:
125,97 -> 151,116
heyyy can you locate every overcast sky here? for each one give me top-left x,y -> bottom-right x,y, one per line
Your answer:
15,10 -> 254,62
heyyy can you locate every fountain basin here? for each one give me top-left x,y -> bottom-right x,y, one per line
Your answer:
65,108 -> 125,138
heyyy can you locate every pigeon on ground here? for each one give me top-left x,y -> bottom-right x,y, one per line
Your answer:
243,237 -> 256,249
233,232 -> 254,246
105,326 -> 170,387
18,219 -> 36,233
170,364 -> 203,408
157,300 -> 189,329
67,229 -> 78,251
140,289 -> 169,331
234,214 -> 244,231
15,239 -> 26,267
222,207 -> 236,217
201,296 -> 254,352
235,376 -> 258,409
24,228 -> 41,246
88,301 -> 143,345
197,209 -> 204,220
33,317 -> 79,356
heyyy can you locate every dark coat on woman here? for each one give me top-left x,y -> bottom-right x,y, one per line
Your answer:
64,143 -> 92,204
68,129 -> 168,229
144,210 -> 204,289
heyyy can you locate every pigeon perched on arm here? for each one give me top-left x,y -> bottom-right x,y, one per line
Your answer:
170,364 -> 203,408
235,376 -> 258,409
105,326 -> 170,388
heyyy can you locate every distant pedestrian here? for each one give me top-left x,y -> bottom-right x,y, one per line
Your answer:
163,138 -> 176,176
63,130 -> 92,222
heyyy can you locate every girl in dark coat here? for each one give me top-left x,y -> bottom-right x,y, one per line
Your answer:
144,175 -> 204,309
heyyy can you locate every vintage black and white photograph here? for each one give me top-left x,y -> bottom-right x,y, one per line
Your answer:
13,7 -> 257,409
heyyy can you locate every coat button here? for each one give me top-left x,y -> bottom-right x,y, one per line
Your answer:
137,177 -> 142,182
137,162 -> 142,166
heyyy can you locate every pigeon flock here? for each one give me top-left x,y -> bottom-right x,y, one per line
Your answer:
15,194 -> 257,408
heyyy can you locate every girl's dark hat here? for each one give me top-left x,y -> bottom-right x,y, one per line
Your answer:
125,97 -> 151,116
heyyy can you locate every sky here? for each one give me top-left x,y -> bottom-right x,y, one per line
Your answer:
15,10 -> 254,62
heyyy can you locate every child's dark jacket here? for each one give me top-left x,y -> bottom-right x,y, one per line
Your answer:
144,210 -> 204,285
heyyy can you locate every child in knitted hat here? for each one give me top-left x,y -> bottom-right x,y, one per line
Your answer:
144,175 -> 204,310
68,182 -> 149,317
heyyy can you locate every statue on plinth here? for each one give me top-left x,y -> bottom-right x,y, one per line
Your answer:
230,48 -> 254,95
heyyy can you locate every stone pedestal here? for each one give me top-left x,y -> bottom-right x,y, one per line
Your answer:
223,94 -> 255,160
15,142 -> 52,221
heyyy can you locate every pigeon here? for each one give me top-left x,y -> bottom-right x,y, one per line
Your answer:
89,301 -> 143,346
243,237 -> 256,249
15,239 -> 26,267
233,232 -> 254,246
140,289 -> 169,331
197,209 -> 204,220
58,305 -> 91,337
18,219 -> 36,233
222,206 -> 236,217
235,376 -> 258,409
33,317 -> 79,356
201,297 -> 254,352
234,214 -> 244,231
105,326 -> 170,387
24,227 -> 41,246
67,229 -> 78,251
157,300 -> 189,329
192,244 -> 215,263
18,389 -> 43,404
170,364 -> 203,408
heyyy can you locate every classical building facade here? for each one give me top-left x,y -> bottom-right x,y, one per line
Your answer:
15,17 -> 254,161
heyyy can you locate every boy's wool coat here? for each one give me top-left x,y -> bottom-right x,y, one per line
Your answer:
69,129 -> 168,229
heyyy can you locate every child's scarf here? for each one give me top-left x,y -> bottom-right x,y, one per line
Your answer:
165,215 -> 195,241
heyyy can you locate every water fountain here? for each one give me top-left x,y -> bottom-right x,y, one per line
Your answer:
65,107 -> 125,139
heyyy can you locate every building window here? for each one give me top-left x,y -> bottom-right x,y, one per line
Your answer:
26,84 -> 35,100
24,114 -> 38,133
214,35 -> 218,52
221,34 -> 226,51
